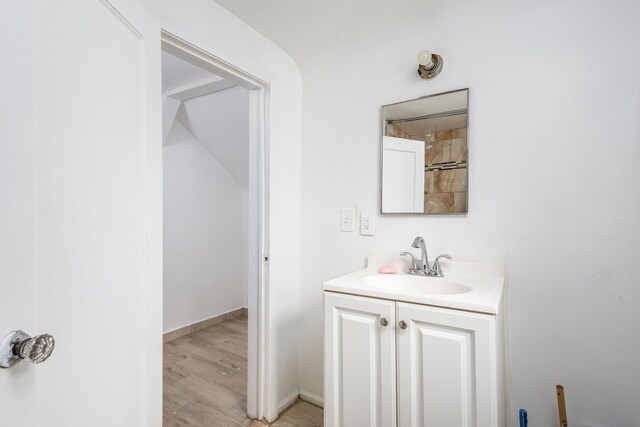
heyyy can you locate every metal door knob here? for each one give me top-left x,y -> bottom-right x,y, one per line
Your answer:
0,330 -> 55,368
399,320 -> 407,329
380,318 -> 389,326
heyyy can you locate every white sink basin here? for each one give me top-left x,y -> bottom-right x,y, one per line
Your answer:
363,274 -> 472,295
322,255 -> 506,314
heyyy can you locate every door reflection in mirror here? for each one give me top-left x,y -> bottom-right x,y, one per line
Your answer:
382,89 -> 468,214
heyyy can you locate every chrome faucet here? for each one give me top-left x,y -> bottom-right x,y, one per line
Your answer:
412,236 -> 429,272
401,236 -> 452,277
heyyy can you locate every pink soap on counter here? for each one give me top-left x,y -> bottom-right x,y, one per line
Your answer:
378,266 -> 398,274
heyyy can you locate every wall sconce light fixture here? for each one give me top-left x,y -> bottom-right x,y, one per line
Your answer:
417,50 -> 443,80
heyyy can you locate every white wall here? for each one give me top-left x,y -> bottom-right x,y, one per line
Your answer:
163,119 -> 247,332
289,1 -> 640,426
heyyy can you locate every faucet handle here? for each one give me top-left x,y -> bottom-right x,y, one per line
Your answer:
400,252 -> 418,272
430,254 -> 452,277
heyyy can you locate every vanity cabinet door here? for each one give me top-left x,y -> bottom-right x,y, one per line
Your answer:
397,302 -> 498,427
324,292 -> 397,427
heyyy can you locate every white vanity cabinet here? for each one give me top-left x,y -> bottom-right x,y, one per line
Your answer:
324,292 -> 503,427
396,302 -> 498,427
324,292 -> 397,427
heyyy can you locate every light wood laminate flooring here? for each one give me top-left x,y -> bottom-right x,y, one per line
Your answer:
164,315 -> 323,426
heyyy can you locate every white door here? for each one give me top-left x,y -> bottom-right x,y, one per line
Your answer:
382,136 -> 425,213
0,1 -> 160,426
397,302 -> 497,427
324,292 -> 396,427
0,2 -> 38,423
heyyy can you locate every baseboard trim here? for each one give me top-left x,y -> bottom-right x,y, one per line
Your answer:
299,389 -> 324,408
277,389 -> 300,414
163,307 -> 246,343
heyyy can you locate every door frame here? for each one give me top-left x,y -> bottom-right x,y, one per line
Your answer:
160,31 -> 272,421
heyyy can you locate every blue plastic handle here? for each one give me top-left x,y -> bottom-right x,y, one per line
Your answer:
519,409 -> 528,427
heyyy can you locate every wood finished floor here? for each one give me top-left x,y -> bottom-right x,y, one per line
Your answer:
164,315 -> 323,426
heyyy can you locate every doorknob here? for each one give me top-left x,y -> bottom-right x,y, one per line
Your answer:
0,330 -> 55,368
399,320 -> 407,329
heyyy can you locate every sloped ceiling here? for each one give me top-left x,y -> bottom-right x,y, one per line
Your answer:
162,51 -> 212,91
213,0 -> 439,67
179,87 -> 250,188
162,50 -> 250,188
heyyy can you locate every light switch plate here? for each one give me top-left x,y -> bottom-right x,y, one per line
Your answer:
360,210 -> 375,236
340,208 -> 354,232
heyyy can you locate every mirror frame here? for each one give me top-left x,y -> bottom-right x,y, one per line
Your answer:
380,88 -> 470,215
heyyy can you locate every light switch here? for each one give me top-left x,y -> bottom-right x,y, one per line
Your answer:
340,208 -> 355,232
360,210 -> 375,236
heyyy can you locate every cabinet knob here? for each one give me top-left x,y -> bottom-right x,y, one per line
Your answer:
380,318 -> 389,327
399,320 -> 407,329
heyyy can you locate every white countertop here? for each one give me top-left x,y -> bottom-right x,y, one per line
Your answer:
322,255 -> 505,315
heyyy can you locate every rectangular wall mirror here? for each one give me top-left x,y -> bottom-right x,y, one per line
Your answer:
381,88 -> 469,214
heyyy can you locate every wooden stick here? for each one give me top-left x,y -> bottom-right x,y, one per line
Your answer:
556,385 -> 568,427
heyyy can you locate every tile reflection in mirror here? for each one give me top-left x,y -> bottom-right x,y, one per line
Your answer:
382,89 -> 468,214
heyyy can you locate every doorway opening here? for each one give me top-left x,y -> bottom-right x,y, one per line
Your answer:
160,34 -> 267,424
